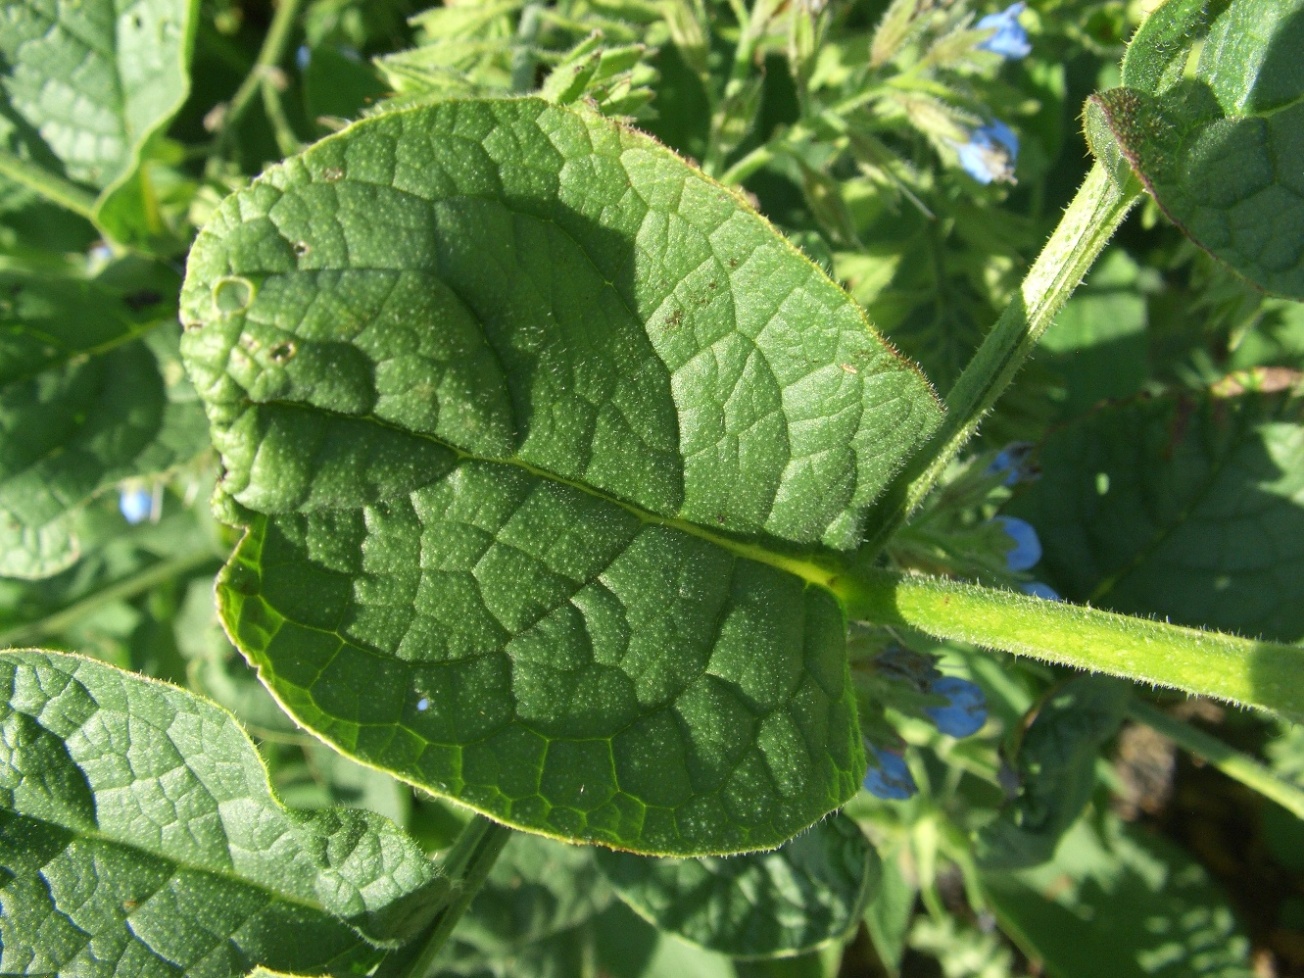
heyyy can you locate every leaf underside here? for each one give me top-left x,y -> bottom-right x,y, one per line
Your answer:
181,97 -> 943,855
0,649 -> 444,978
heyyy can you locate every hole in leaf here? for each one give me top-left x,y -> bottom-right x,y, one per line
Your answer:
269,341 -> 296,364
212,277 -> 254,315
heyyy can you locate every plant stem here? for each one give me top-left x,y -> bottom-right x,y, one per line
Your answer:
1128,699 -> 1304,820
0,549 -> 222,648
0,151 -> 97,221
377,815 -> 513,978
857,160 -> 1142,557
214,0 -> 306,150
840,568 -> 1304,723
703,0 -> 782,177
510,2 -> 546,94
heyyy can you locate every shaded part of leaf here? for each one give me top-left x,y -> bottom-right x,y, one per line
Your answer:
596,813 -> 877,958
984,812 -> 1254,978
0,273 -> 209,579
0,649 -> 445,977
1007,382 -> 1304,643
1092,0 -> 1304,297
976,675 -> 1130,870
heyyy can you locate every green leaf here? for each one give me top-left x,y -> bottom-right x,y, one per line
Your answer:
0,0 -> 200,249
597,814 -> 877,959
1087,0 -> 1304,297
976,675 -> 1130,870
180,97 -> 943,855
0,649 -> 446,976
438,832 -> 613,973
861,844 -> 915,978
1007,379 -> 1304,642
0,269 -> 209,579
984,812 -> 1254,978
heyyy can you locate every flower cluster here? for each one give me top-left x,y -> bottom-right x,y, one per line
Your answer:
953,4 -> 1031,184
862,648 -> 989,800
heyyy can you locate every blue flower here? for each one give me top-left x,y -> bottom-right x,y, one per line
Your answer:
976,2 -> 1031,59
986,441 -> 1035,486
119,487 -> 152,524
955,121 -> 1019,184
924,676 -> 988,737
994,515 -> 1041,570
1020,581 -> 1062,601
296,45 -> 311,72
863,744 -> 917,800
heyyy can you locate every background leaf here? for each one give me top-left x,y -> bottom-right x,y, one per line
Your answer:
0,649 -> 445,977
0,0 -> 200,249
0,268 -> 209,579
597,813 -> 877,959
1007,378 -> 1304,642
976,675 -> 1130,870
180,97 -> 943,855
1088,0 -> 1304,297
984,811 -> 1255,978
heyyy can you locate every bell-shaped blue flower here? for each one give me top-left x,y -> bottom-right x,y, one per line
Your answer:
976,2 -> 1031,59
994,515 -> 1041,570
924,676 -> 988,738
955,121 -> 1019,184
863,744 -> 917,800
119,487 -> 152,524
1020,581 -> 1062,601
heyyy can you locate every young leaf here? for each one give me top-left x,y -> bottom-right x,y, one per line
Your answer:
1007,378 -> 1304,643
0,0 -> 200,249
596,814 -> 877,959
976,675 -> 1130,870
0,649 -> 446,976
0,270 -> 209,579
180,97 -> 943,855
1087,0 -> 1304,297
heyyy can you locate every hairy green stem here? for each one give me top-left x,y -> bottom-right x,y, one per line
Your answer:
1128,700 -> 1304,820
377,815 -> 513,978
703,0 -> 782,177
841,568 -> 1304,723
0,549 -> 222,648
215,0 -> 306,149
0,151 -> 97,221
857,161 -> 1142,556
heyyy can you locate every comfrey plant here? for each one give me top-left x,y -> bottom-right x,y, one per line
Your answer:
1,0 -> 1302,975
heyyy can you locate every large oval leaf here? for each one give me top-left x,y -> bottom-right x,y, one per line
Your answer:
0,649 -> 445,977
180,97 -> 942,855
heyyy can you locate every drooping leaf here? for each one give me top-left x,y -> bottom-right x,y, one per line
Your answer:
597,813 -> 877,959
0,0 -> 200,249
976,675 -> 1130,870
1007,377 -> 1304,642
984,812 -> 1255,978
179,97 -> 943,855
1087,0 -> 1304,297
0,649 -> 446,977
0,269 -> 209,579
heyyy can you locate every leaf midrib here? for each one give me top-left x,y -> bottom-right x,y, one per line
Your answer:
248,398 -> 852,601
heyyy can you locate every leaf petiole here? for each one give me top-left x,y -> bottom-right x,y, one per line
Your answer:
857,160 -> 1143,556
842,568 -> 1304,723
375,815 -> 514,978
